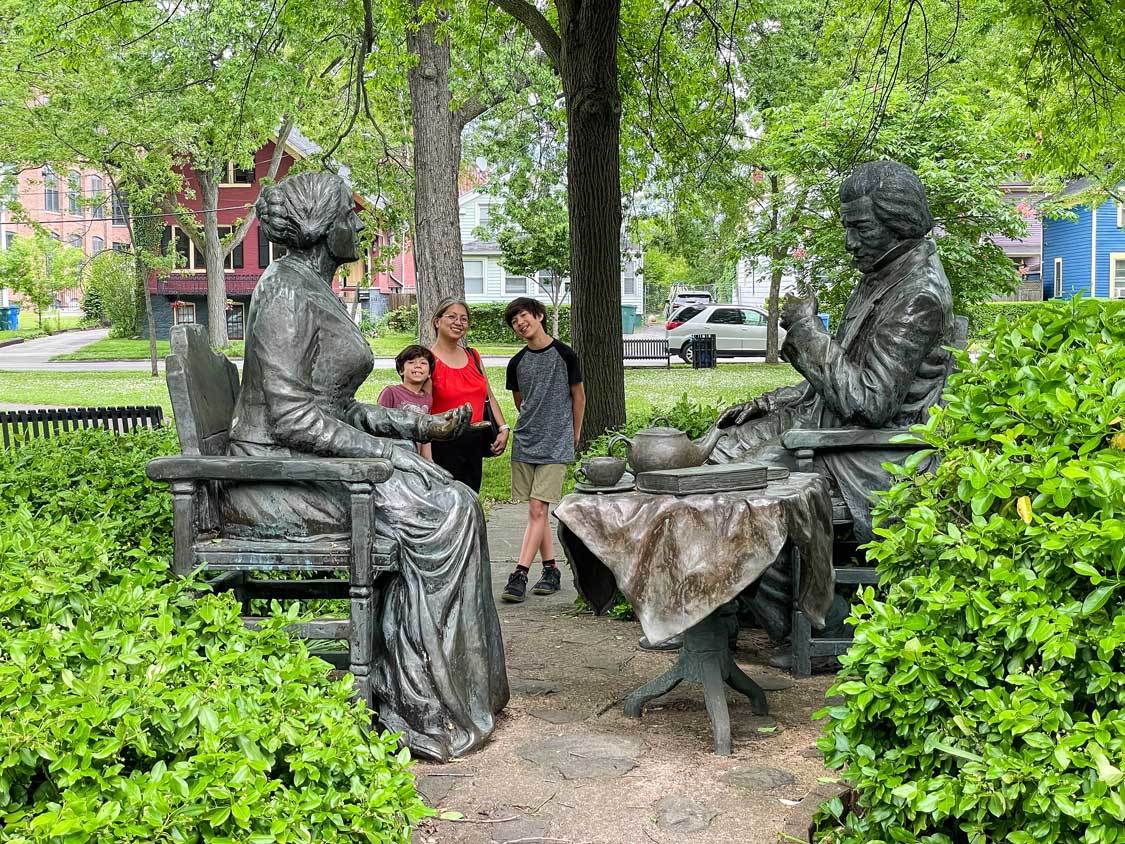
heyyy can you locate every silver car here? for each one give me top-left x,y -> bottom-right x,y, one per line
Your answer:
665,304 -> 786,363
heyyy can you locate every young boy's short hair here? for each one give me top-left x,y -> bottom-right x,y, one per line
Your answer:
505,297 -> 548,328
395,344 -> 434,378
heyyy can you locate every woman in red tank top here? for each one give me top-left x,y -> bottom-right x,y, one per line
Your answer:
429,298 -> 509,491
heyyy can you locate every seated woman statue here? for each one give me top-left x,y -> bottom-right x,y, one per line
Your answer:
222,170 -> 509,761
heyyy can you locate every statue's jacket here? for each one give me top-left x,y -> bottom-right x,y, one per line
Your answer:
723,237 -> 954,542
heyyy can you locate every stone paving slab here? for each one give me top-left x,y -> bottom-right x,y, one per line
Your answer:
408,503 -> 838,844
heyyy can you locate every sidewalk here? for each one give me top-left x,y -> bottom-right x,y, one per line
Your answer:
409,503 -> 839,844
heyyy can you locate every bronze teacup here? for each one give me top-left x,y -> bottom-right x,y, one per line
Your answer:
577,456 -> 627,487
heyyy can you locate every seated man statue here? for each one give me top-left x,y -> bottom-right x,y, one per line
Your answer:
713,159 -> 954,641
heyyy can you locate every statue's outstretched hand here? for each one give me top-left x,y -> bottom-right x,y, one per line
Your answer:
717,397 -> 768,429
390,446 -> 453,489
421,402 -> 473,442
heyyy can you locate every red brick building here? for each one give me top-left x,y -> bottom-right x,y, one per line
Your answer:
0,165 -> 130,308
148,130 -> 382,340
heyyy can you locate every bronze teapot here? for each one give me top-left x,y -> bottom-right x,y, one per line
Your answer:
607,422 -> 724,474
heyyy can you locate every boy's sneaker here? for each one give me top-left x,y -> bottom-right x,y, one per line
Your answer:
501,569 -> 528,603
530,565 -> 561,595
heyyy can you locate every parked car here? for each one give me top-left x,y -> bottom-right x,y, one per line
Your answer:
663,290 -> 713,318
665,304 -> 785,363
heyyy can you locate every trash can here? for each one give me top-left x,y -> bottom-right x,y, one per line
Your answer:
818,312 -> 830,332
691,333 -> 717,369
0,306 -> 18,331
620,304 -> 639,335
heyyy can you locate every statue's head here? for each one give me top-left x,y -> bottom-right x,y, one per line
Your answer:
255,171 -> 363,264
839,160 -> 933,273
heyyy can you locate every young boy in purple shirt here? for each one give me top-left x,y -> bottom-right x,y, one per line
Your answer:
378,344 -> 434,460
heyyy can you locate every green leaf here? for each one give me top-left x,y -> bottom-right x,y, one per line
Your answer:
1082,584 -> 1117,616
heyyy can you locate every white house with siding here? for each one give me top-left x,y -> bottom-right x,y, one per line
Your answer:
458,189 -> 644,312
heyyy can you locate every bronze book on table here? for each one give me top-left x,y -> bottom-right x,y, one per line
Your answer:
635,464 -> 789,495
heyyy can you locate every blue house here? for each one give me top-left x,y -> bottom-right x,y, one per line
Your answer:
1041,179 -> 1125,300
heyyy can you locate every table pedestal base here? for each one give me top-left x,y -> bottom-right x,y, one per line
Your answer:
623,608 -> 767,756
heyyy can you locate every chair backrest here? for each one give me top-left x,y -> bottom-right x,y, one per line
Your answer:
949,315 -> 969,352
166,324 -> 240,456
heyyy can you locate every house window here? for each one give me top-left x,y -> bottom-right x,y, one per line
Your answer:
3,232 -> 14,249
111,191 -> 128,226
68,171 -> 81,215
166,224 -> 243,271
222,161 -> 254,185
225,301 -> 245,339
1053,257 -> 1063,298
88,175 -> 104,215
1118,202 -> 1124,228
504,271 -> 528,294
537,270 -> 566,299
1111,254 -> 1125,299
112,241 -> 128,253
477,202 -> 491,228
172,302 -> 196,325
91,237 -> 104,255
622,259 -> 636,295
43,166 -> 59,212
464,259 -> 484,294
0,165 -> 15,203
68,234 -> 83,252
257,226 -> 287,267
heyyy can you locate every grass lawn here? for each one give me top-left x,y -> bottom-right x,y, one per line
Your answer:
0,311 -> 87,344
55,332 -> 518,361
54,338 -> 245,361
0,364 -> 800,502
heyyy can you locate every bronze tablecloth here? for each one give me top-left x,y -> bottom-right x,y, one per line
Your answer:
555,472 -> 835,643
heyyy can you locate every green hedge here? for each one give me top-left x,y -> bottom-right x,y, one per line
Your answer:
814,297 -> 1125,842
965,299 -> 1125,339
378,302 -> 572,344
0,430 -> 428,842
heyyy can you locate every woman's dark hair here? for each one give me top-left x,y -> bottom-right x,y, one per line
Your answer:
395,344 -> 434,377
839,159 -> 934,240
255,171 -> 353,250
504,297 -> 547,328
431,297 -> 470,333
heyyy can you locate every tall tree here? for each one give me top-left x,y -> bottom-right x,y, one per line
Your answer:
490,0 -> 625,439
0,0 -> 343,347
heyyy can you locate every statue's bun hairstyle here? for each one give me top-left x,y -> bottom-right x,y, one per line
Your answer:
255,171 -> 353,250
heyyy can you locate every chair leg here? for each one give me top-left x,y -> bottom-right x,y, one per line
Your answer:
790,545 -> 812,678
347,482 -> 376,712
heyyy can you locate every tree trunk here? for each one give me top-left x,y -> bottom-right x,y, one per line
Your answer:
558,0 -> 624,442
123,190 -> 164,376
765,176 -> 782,365
195,168 -> 229,348
408,6 -> 464,346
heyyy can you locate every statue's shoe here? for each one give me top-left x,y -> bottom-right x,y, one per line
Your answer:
637,634 -> 684,652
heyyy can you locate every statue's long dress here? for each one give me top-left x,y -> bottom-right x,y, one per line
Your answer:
222,256 -> 509,761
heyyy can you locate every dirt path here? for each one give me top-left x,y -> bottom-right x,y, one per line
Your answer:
409,504 -> 840,844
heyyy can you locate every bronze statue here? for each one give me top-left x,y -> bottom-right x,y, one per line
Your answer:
713,159 -> 954,638
223,171 -> 509,760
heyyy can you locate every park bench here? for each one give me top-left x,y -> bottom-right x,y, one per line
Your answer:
145,325 -> 399,710
781,315 -> 969,677
0,405 -> 165,448
623,336 -> 670,368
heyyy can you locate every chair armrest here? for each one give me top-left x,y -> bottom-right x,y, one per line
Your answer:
780,428 -> 922,452
147,456 -> 394,484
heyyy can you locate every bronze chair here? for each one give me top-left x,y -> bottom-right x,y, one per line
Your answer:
146,325 -> 399,709
780,315 -> 968,677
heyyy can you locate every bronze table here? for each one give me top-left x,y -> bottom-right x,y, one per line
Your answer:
556,473 -> 834,756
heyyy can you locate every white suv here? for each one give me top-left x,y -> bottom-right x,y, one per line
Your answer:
665,304 -> 785,363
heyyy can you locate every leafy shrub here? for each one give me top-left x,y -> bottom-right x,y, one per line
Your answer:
378,302 -> 572,344
814,297 -> 1125,843
0,430 -> 429,841
0,426 -> 178,553
87,250 -> 142,338
965,298 -> 1125,340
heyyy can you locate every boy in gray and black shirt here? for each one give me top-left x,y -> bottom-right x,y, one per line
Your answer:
500,297 -> 586,603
